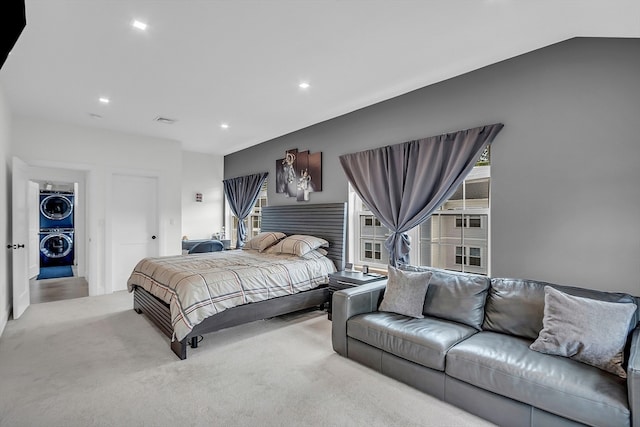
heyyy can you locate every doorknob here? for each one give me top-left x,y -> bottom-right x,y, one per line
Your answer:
6,244 -> 25,249
151,235 -> 157,240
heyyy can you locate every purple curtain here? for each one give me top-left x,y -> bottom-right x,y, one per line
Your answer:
339,124 -> 504,267
223,172 -> 268,248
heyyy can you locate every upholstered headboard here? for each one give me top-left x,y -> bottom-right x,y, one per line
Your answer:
261,202 -> 347,271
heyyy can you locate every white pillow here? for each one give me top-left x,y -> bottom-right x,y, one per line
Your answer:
243,232 -> 286,252
299,248 -> 329,260
265,234 -> 328,256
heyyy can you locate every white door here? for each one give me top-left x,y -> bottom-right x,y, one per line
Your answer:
28,181 -> 40,279
111,174 -> 159,292
12,157 -> 30,318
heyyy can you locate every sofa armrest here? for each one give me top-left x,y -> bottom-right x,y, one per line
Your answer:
331,280 -> 387,356
629,325 -> 640,427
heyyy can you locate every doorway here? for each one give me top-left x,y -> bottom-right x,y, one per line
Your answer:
28,174 -> 88,304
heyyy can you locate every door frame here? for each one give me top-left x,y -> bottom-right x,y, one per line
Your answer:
27,167 -> 87,275
105,168 -> 161,294
28,181 -> 39,279
11,157 -> 30,319
22,159 -> 90,288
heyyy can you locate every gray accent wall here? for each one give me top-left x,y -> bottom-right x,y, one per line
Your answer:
225,37 -> 640,295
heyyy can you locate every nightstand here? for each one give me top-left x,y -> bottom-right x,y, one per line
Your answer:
327,270 -> 386,320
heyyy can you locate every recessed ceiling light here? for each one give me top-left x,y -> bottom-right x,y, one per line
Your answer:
299,82 -> 310,89
220,123 -> 229,129
99,97 -> 110,104
132,20 -> 148,31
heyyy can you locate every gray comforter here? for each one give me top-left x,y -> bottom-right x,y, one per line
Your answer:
127,249 -> 335,340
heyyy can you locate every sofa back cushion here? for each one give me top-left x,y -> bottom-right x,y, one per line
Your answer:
483,278 -> 639,339
399,265 -> 490,330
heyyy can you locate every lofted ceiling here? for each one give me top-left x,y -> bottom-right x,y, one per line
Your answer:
1,0 -> 639,156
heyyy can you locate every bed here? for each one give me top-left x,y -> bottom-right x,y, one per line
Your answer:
128,202 -> 347,359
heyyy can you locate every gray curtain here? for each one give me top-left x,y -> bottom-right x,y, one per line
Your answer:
223,172 -> 268,248
339,124 -> 504,267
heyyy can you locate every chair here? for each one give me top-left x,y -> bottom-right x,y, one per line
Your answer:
187,240 -> 224,254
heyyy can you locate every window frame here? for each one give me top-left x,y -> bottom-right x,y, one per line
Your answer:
455,245 -> 483,268
347,161 -> 491,275
349,189 -> 420,270
225,180 -> 268,247
418,167 -> 490,275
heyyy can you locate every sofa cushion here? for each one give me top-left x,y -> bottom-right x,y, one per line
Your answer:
483,278 -> 639,340
378,266 -> 432,318
347,312 -> 477,371
399,265 -> 489,330
530,286 -> 637,378
482,278 -> 548,339
446,331 -> 630,427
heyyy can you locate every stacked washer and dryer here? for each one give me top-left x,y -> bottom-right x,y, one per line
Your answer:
39,191 -> 75,268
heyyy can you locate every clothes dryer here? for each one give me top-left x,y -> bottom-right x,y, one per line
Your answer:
40,191 -> 74,229
39,229 -> 74,267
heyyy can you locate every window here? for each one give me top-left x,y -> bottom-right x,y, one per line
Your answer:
249,193 -> 268,235
419,165 -> 489,275
360,213 -> 389,264
455,215 -> 482,228
455,246 -> 482,267
349,146 -> 491,275
351,198 -> 392,268
226,181 -> 268,247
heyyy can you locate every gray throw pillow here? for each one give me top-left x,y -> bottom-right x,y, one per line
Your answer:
378,266 -> 432,318
529,286 -> 637,378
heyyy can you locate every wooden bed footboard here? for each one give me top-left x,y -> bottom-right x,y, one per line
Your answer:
133,285 -> 329,360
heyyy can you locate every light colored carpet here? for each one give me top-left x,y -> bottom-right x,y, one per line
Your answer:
0,291 -> 494,427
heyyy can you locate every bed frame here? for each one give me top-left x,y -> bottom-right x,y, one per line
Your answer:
133,202 -> 347,359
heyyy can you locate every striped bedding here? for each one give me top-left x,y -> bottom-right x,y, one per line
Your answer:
127,249 -> 336,341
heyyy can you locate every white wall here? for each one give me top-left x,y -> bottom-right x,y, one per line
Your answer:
11,116 -> 183,296
0,85 -> 11,335
181,151 -> 224,240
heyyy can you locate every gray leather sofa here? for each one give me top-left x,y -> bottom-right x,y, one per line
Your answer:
331,267 -> 640,427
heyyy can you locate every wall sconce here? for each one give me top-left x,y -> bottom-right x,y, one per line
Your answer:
195,192 -> 203,202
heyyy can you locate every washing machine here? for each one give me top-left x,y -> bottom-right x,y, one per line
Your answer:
39,229 -> 74,267
40,191 -> 74,229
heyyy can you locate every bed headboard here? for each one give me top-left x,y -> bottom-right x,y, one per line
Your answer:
261,202 -> 347,271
